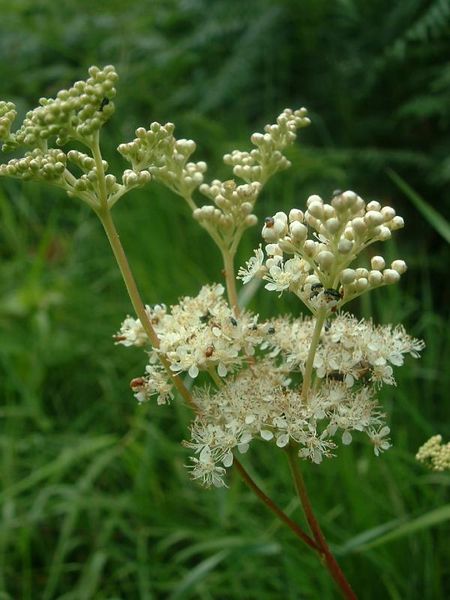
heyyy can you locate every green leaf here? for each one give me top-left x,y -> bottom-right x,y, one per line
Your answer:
338,504 -> 450,553
387,168 -> 450,244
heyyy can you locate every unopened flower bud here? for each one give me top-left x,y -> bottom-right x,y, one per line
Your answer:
355,278 -> 368,292
316,250 -> 334,271
307,201 -> 323,219
391,216 -> 404,230
381,206 -> 396,221
366,200 -> 381,211
325,218 -> 339,233
337,238 -> 353,254
391,260 -> 407,274
383,269 -> 400,284
368,270 -> 383,285
351,217 -> 367,234
290,221 -> 307,242
365,211 -> 384,227
371,256 -> 385,270
341,269 -> 356,284
289,208 -> 304,222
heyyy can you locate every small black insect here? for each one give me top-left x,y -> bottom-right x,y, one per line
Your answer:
99,97 -> 110,112
230,317 -> 238,326
323,288 -> 342,302
310,282 -> 324,298
264,216 -> 275,228
267,326 -> 275,334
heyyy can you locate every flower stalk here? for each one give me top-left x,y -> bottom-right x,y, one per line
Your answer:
286,445 -> 357,600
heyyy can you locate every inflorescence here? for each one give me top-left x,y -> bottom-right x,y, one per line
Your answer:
0,66 -> 425,488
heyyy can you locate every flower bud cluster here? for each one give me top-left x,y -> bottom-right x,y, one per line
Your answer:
0,101 -> 17,142
265,313 -> 424,387
194,179 -> 261,245
240,190 -> 406,313
117,122 -> 207,198
2,66 -> 117,151
0,148 -> 67,182
185,361 -> 390,487
223,108 -> 310,184
416,435 -> 450,472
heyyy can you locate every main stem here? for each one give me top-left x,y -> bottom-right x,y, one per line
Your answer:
286,446 -> 357,600
98,208 -> 196,410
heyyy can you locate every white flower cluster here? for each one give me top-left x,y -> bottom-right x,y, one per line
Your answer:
265,313 -> 425,387
185,361 -> 391,487
416,435 -> 450,472
239,191 -> 407,314
223,108 -> 310,184
117,122 -> 207,199
115,284 -> 271,402
1,65 -> 117,151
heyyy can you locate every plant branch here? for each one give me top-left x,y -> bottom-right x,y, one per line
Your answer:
301,308 -> 327,401
98,208 -> 197,410
286,445 -> 357,600
233,457 -> 320,552
221,247 -> 240,315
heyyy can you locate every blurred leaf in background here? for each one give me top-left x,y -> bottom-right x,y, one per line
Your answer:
1,0 -> 449,598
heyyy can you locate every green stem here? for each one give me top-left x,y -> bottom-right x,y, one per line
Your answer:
286,446 -> 357,600
221,248 -> 240,315
91,131 -> 108,211
98,208 -> 196,410
233,458 -> 320,552
301,309 -> 327,401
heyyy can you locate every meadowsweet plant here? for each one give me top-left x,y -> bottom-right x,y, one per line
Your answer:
0,65 -> 425,599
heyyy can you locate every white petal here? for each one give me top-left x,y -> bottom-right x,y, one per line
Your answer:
188,364 -> 199,378
223,452 -> 234,468
342,431 -> 352,445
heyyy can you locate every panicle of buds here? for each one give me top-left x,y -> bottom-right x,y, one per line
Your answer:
239,190 -> 407,314
0,148 -> 67,182
1,65 -> 118,151
416,435 -> 450,472
117,122 -> 207,199
223,108 -> 310,184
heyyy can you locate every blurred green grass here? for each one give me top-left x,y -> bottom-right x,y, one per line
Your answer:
1,1 -> 449,598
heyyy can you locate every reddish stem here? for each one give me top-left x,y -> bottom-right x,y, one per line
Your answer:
286,445 -> 358,600
233,457 -> 320,552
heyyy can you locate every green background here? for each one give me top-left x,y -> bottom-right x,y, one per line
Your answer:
0,1 -> 449,598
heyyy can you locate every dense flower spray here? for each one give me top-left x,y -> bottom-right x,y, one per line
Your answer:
0,65 -> 429,599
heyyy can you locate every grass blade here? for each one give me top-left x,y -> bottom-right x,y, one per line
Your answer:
387,168 -> 450,244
